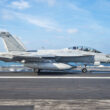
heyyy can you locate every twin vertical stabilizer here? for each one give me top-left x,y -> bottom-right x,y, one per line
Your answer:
0,32 -> 26,52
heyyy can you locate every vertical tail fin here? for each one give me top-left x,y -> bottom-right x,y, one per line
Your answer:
0,32 -> 26,52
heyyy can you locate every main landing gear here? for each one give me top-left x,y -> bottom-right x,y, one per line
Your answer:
33,69 -> 40,75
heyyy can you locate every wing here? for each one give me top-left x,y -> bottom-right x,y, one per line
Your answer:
12,54 -> 94,63
55,55 -> 94,63
12,55 -> 55,62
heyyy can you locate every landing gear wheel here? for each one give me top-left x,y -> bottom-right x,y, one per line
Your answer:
38,69 -> 40,73
33,69 -> 40,75
82,68 -> 87,73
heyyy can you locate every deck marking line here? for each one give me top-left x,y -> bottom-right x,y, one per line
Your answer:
0,76 -> 109,79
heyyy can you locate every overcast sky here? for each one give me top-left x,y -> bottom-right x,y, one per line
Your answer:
0,0 -> 110,53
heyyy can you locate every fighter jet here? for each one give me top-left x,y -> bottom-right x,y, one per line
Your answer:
0,32 -> 109,74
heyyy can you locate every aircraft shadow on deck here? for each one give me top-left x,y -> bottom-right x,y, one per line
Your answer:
0,70 -> 110,76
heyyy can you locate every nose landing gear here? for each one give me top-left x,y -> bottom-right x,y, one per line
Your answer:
81,64 -> 88,73
82,68 -> 87,73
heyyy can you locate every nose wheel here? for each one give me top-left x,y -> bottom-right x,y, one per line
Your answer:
82,68 -> 87,73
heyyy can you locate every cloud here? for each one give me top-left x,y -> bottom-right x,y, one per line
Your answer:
69,3 -> 89,14
24,16 -> 56,30
67,28 -> 78,34
2,10 -> 14,20
9,0 -> 30,10
0,28 -> 7,32
2,10 -> 61,32
68,2 -> 110,34
35,0 -> 56,6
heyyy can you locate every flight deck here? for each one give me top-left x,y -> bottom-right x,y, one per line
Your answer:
0,70 -> 109,110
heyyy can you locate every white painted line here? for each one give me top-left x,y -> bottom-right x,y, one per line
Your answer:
0,76 -> 109,79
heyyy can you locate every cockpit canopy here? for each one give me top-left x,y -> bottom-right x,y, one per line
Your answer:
68,46 -> 101,53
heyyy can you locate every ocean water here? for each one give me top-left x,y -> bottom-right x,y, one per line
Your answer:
68,62 -> 110,67
0,61 -> 110,67
0,61 -> 21,66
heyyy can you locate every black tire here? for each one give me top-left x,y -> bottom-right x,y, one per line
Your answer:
33,69 -> 40,75
38,69 -> 40,73
82,68 -> 87,73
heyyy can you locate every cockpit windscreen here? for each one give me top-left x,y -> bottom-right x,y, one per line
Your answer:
68,46 -> 101,53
